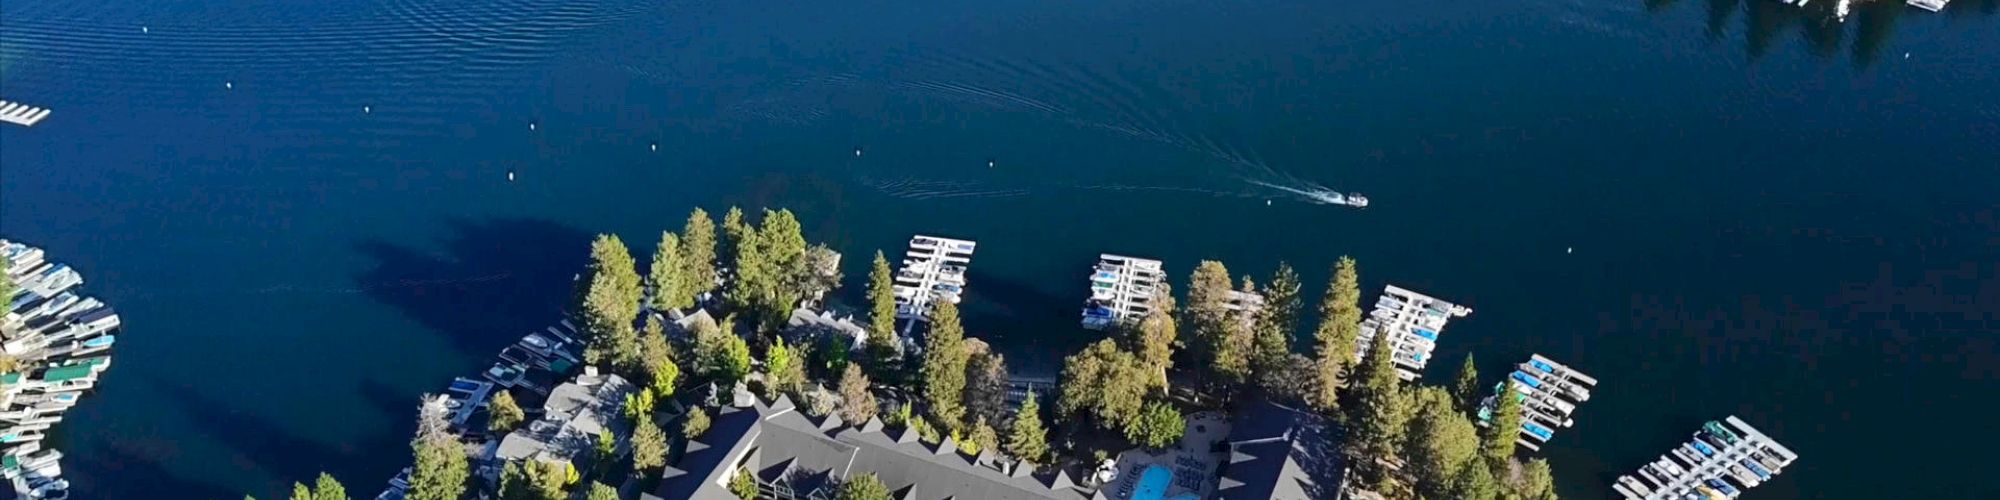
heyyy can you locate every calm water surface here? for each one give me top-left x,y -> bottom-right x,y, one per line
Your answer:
2,0 -> 1996,498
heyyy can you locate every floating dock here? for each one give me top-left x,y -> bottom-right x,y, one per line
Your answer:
0,101 -> 53,128
1477,354 -> 1597,451
1614,416 -> 1799,500
1352,284 -> 1472,380
1080,254 -> 1164,330
1,240 -> 121,500
892,235 -> 975,322
1907,0 -> 1949,11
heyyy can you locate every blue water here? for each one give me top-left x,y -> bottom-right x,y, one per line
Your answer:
3,0 -> 1997,498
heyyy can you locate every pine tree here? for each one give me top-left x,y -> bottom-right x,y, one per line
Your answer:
697,322 -> 752,386
650,231 -> 690,311
581,234 -> 643,367
309,473 -> 346,500
1187,261 -> 1244,386
838,364 -> 879,424
963,340 -> 1010,426
499,460 -> 565,500
1005,392 -> 1050,465
1345,329 -> 1411,489
1449,457 -> 1501,500
488,389 -> 525,433
920,301 -> 969,431
755,209 -> 810,326
722,207 -> 760,312
730,468 -> 760,499
1509,458 -> 1558,500
1408,387 -> 1481,499
682,407 -> 712,439
1253,263 -> 1302,397
966,416 -> 1000,455
1453,354 -> 1481,413
865,251 -> 898,372
1311,256 -> 1362,412
1056,339 -> 1149,431
407,398 -> 469,500
292,482 -> 313,500
640,316 -> 680,397
1127,283 -> 1176,392
681,208 -> 720,297
1482,381 -> 1524,467
765,337 -> 805,398
584,482 -> 619,500
633,415 -> 668,474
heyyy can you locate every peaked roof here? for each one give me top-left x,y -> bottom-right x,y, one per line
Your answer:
1216,401 -> 1345,500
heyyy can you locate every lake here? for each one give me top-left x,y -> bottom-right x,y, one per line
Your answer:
1,0 -> 1995,498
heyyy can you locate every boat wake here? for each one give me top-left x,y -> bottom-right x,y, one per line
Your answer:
1243,178 -> 1369,207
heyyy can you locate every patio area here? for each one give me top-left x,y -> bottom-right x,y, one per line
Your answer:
1103,411 -> 1231,500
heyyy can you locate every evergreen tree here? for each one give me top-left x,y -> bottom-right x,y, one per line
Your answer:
584,482 -> 619,500
633,415 -> 668,474
697,322 -> 753,386
864,251 -> 899,373
755,209 -> 810,326
408,398 -> 469,500
765,337 -> 806,398
681,208 -> 720,297
1344,329 -> 1411,490
499,460 -> 566,500
313,472 -> 347,500
966,416 -> 1000,456
1128,284 -> 1176,392
919,301 -> 970,431
488,389 -> 525,433
1449,457 -> 1501,500
721,207 -> 752,273
1311,256 -> 1362,412
1187,261 -> 1246,386
640,316 -> 680,397
1005,392 -> 1050,465
1407,387 -> 1481,499
596,431 -> 617,467
683,407 -> 712,439
730,468 -> 760,499
835,474 -> 891,500
1483,381 -> 1524,467
292,482 -> 313,500
1125,401 -> 1186,449
1253,263 -> 1302,397
581,234 -> 643,368
838,364 -> 879,424
650,231 -> 690,311
1453,354 -> 1481,413
963,340 -> 1011,426
1508,458 -> 1558,500
1056,339 -> 1149,431
623,388 -> 657,421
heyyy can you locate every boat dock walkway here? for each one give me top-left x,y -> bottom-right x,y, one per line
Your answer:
1478,354 -> 1597,451
2,240 -> 122,500
1907,0 -> 1949,11
1353,284 -> 1472,380
0,101 -> 52,128
892,235 -> 975,323
1080,254 -> 1164,330
1614,416 -> 1799,500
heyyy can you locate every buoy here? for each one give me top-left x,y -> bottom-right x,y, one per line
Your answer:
988,160 -> 996,168
650,143 -> 658,152
854,148 -> 863,157
529,122 -> 537,131
1904,52 -> 1911,59
1266,200 -> 1273,206
225,82 -> 233,89
363,105 -> 371,114
1566,247 -> 1573,254
507,170 -> 516,182
142,26 -> 149,33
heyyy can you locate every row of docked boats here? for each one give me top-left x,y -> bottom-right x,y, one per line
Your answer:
1080,254 -> 1165,330
1,240 -> 123,500
1477,353 -> 1598,451
1614,417 -> 1799,500
891,235 -> 975,323
1354,284 -> 1473,380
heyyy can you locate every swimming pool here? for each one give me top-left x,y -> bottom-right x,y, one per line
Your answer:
1132,465 -> 1172,500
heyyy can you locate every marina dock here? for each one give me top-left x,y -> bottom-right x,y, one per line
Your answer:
2,240 -> 122,500
1613,416 -> 1799,500
0,101 -> 53,128
1080,254 -> 1165,330
1477,354 -> 1597,451
1352,284 -> 1472,380
892,235 -> 976,323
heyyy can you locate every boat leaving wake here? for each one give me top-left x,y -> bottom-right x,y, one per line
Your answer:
1244,178 -> 1369,208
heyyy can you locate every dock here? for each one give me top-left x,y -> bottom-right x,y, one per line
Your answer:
0,101 -> 53,128
1477,354 -> 1597,451
2,240 -> 122,500
1080,254 -> 1165,330
1907,0 -> 1949,11
1614,416 -> 1799,500
892,235 -> 975,323
1352,284 -> 1472,380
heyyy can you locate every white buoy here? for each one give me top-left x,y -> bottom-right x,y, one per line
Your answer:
1566,247 -> 1573,254
1904,52 -> 1911,59
529,122 -> 537,131
854,148 -> 863,157
142,26 -> 149,33
650,143 -> 658,152
225,82 -> 233,89
1266,200 -> 1273,206
988,160 -> 995,168
508,170 -> 516,182
363,105 -> 371,114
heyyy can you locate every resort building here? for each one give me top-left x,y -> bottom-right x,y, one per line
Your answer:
1216,402 -> 1344,500
1081,254 -> 1165,330
1,240 -> 120,500
492,368 -> 638,466
1352,285 -> 1472,380
1614,416 -> 1798,500
892,235 -> 976,323
1477,354 -> 1597,451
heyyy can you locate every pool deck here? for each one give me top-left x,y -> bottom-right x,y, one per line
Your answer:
1105,411 -> 1230,500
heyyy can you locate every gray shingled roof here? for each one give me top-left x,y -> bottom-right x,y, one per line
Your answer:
657,395 -> 1093,500
1214,401 -> 1345,500
494,373 -> 637,464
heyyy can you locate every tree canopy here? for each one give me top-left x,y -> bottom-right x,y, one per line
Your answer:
584,483 -> 619,500
408,399 -> 469,500
865,250 -> 899,370
650,231 -> 691,311
765,337 -> 806,399
1407,387 -> 1482,499
633,415 -> 668,474
581,234 -> 644,369
835,474 -> 891,500
488,389 -> 525,433
696,319 -> 752,386
920,301 -> 970,431
1125,401 -> 1186,449
964,340 -> 1011,426
683,407 -> 712,440
838,364 -> 879,424
640,316 -> 681,396
1187,261 -> 1249,387
1483,381 -> 1524,467
1005,392 -> 1050,465
681,207 -> 720,300
1311,256 -> 1362,412
1057,339 -> 1150,432
1344,328 -> 1411,490
287,472 -> 347,500
499,460 -> 567,500
1127,284 -> 1176,392
1453,354 -> 1480,413
1252,263 -> 1303,397
730,468 -> 760,499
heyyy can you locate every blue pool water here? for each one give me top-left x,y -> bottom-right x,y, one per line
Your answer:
1134,465 -> 1172,500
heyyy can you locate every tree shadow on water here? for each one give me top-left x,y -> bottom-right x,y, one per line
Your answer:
152,381 -> 410,498
353,217 -> 593,358
961,270 -> 1084,376
67,440 -> 241,500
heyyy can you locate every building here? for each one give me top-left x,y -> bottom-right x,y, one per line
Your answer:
493,369 -> 638,467
650,385 -> 1092,500
1215,401 -> 1344,500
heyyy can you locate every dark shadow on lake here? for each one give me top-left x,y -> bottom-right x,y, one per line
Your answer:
1666,0 -> 1996,65
67,440 -> 242,500
961,269 -> 1084,376
153,381 -> 409,498
354,217 -> 592,358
